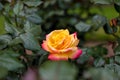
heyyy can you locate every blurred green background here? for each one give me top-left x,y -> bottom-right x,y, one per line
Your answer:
0,0 -> 120,80
0,5 -> 119,41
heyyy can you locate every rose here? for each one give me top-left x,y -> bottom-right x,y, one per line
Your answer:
42,29 -> 82,60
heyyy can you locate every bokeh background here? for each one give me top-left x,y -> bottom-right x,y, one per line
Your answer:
0,0 -> 120,80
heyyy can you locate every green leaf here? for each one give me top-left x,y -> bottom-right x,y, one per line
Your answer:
26,14 -> 42,24
58,0 -> 72,9
39,53 -> 48,65
44,10 -> 64,19
112,27 -> 117,33
103,23 -> 113,34
24,1 -> 43,7
69,17 -> 78,25
37,49 -> 48,55
0,35 -> 12,50
75,22 -> 91,32
0,50 -> 20,59
0,3 -> 3,11
92,15 -> 107,30
90,0 -> 113,4
20,33 -> 40,51
0,66 -> 8,78
13,1 -> 23,15
91,0 -> 120,5
115,51 -> 120,55
115,56 -> 120,64
24,21 -> 32,31
5,22 -> 14,33
86,68 -> 117,80
0,52 -> 23,71
8,37 -> 23,46
115,45 -> 120,52
104,64 -> 115,73
114,3 -> 120,13
114,64 -> 120,77
43,0 -> 57,8
24,21 -> 42,36
77,54 -> 90,64
114,0 -> 120,5
39,61 -> 78,80
87,46 -> 107,58
5,22 -> 20,37
94,58 -> 105,67
77,48 -> 90,64
115,44 -> 120,54
105,63 -> 120,77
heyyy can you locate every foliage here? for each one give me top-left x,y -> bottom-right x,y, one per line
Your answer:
0,0 -> 120,80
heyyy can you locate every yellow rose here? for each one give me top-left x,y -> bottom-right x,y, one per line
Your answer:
42,29 -> 82,60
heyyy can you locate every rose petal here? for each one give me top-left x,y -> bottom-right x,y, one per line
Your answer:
69,33 -> 79,47
41,29 -> 82,61
46,29 -> 70,49
73,32 -> 77,39
71,39 -> 79,47
71,49 -> 82,59
48,54 -> 68,61
48,48 -> 82,60
56,32 -> 78,49
41,41 -> 49,51
42,41 -> 57,53
47,43 -> 77,53
46,29 -> 69,41
59,35 -> 73,49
